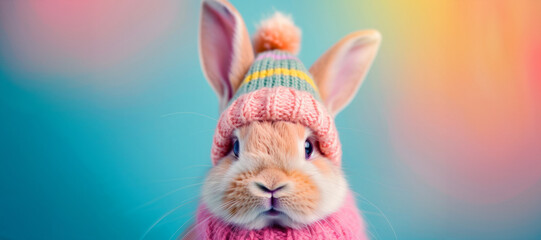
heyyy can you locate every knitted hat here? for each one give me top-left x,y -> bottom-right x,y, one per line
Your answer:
211,49 -> 342,165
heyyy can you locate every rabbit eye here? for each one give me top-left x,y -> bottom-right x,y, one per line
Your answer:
304,139 -> 314,159
233,139 -> 240,158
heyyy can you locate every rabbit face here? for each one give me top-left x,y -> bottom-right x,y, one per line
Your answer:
201,121 -> 347,229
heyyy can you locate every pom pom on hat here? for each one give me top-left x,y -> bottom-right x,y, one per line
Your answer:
253,12 -> 301,55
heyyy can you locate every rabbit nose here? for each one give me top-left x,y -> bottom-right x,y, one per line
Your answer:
255,182 -> 287,194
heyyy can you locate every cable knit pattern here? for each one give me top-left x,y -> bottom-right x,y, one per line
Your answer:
194,192 -> 366,240
211,86 -> 341,165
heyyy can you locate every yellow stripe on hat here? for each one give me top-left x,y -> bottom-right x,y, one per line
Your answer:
241,68 -> 318,91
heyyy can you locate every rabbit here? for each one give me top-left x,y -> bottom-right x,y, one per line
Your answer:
183,0 -> 381,239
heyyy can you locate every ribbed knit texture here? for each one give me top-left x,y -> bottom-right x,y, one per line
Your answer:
211,50 -> 341,165
232,50 -> 320,102
211,86 -> 341,165
194,192 -> 366,240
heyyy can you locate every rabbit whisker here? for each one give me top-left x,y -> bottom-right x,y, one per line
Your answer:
350,190 -> 397,240
169,213 -> 197,240
140,198 -> 198,240
133,183 -> 203,211
161,111 -> 218,122
152,175 -> 205,183
180,215 -> 213,240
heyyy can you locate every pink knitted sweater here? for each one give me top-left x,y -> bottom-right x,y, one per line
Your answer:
194,192 -> 367,240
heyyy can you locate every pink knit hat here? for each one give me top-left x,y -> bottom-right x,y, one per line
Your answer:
210,49 -> 341,165
210,82 -> 341,165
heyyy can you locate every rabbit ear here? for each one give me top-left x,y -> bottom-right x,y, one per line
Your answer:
309,30 -> 381,116
199,0 -> 254,109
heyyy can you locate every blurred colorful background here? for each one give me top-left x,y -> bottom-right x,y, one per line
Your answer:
1,0 -> 540,239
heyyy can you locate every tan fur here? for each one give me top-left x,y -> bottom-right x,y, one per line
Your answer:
311,157 -> 334,176
283,170 -> 319,215
223,0 -> 255,92
256,168 -> 287,191
309,30 -> 381,115
199,0 -> 254,109
223,170 -> 258,216
239,121 -> 304,166
220,121 -> 320,219
203,119 -> 348,229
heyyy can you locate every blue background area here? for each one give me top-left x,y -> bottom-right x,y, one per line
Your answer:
1,1 -> 541,240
